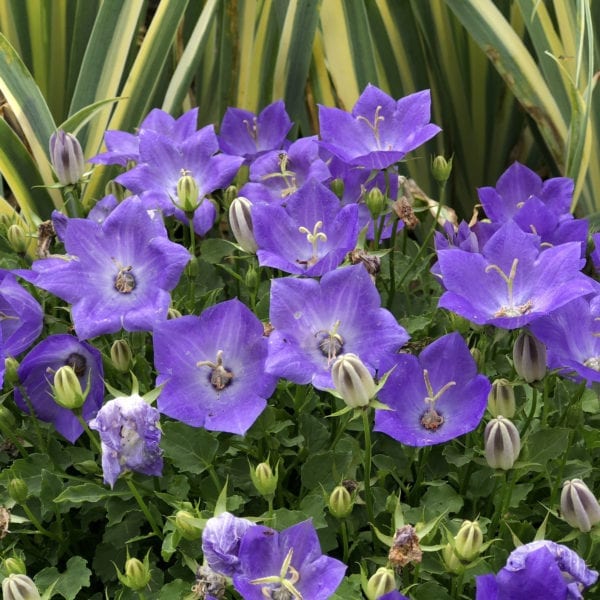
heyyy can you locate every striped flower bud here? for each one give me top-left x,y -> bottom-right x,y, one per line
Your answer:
229,196 -> 257,253
1,574 -> 41,600
484,416 -> 521,470
561,479 -> 600,532
365,567 -> 396,600
328,485 -> 353,519
513,330 -> 546,383
331,353 -> 376,409
488,378 -> 516,418
49,130 -> 85,186
53,365 -> 85,410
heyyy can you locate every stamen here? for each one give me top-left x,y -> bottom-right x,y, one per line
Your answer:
420,369 -> 456,431
251,548 -> 303,599
297,221 -> 327,267
115,265 -> 136,294
260,152 -> 298,197
197,350 -> 234,390
485,258 -> 534,318
584,357 -> 600,371
315,320 -> 344,364
243,117 -> 258,141
356,105 -> 385,149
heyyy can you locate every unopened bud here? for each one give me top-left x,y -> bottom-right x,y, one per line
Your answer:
331,353 -> 376,409
175,509 -> 203,540
431,155 -> 453,185
111,339 -> 133,373
167,307 -> 182,319
3,557 -> 26,575
223,185 -> 238,208
251,461 -> 278,497
245,265 -> 259,291
454,520 -> 483,561
330,178 -> 344,199
0,214 -> 13,230
105,180 -> 125,201
117,555 -> 151,591
49,130 -> 85,186
4,357 -> 19,387
1,574 -> 41,600
488,378 -> 516,418
366,188 -> 387,220
53,365 -> 85,410
176,174 -> 200,215
0,405 -> 16,429
329,485 -> 353,519
513,330 -> 546,383
7,224 -> 28,254
561,479 -> 600,532
365,567 -> 396,600
229,196 -> 257,253
8,478 -> 28,504
484,416 -> 521,470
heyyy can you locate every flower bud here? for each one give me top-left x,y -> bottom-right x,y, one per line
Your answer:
117,554 -> 151,591
442,542 -> 463,574
0,214 -> 13,230
223,184 -> 238,208
8,478 -> 28,504
167,307 -> 182,319
365,567 -> 396,600
175,509 -> 203,540
245,265 -> 259,291
49,130 -> 85,186
229,196 -> 257,253
110,339 -> 133,373
105,180 -> 125,201
250,461 -> 278,497
328,485 -> 353,519
331,353 -> 376,409
513,330 -> 546,383
3,557 -> 26,575
0,405 -> 16,429
1,574 -> 41,600
488,378 -> 516,418
3,357 -> 19,387
484,416 -> 521,470
431,155 -> 453,185
560,479 -> 600,532
330,178 -> 344,199
176,174 -> 200,215
454,520 -> 483,561
366,188 -> 387,220
53,365 -> 84,410
7,224 -> 28,254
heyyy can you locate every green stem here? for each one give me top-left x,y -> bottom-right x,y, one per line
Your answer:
22,502 -> 60,541
520,385 -> 538,439
126,478 -> 162,539
64,185 -> 82,218
188,214 -> 196,257
386,216 -> 401,310
340,519 -> 350,564
76,413 -> 102,453
362,410 -> 375,524
0,420 -> 28,457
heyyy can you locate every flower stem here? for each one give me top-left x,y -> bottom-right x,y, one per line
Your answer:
22,502 -> 60,541
362,409 -> 375,524
126,478 -> 163,539
76,413 -> 102,454
340,519 -> 350,564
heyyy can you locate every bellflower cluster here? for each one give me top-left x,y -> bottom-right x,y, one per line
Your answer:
476,541 -> 598,599
14,334 -> 104,442
319,83 -> 440,170
154,298 -> 277,435
89,394 -> 163,488
375,332 -> 491,446
252,179 -> 359,276
218,100 -> 293,162
19,197 -> 190,340
0,270 -> 43,357
436,221 -> 596,329
266,264 -> 409,390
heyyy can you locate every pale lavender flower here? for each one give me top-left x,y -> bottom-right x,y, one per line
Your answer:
0,271 -> 43,357
436,221 -> 596,329
14,335 -> 104,442
154,299 -> 277,435
319,84 -> 440,170
476,541 -> 598,600
19,197 -> 190,340
375,333 -> 490,446
252,179 -> 359,276
202,512 -> 255,577
89,394 -> 162,488
267,264 -> 409,390
233,520 -> 346,600
218,100 -> 292,162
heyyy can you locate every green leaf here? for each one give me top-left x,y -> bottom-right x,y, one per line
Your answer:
161,421 -> 219,475
53,483 -> 128,505
525,428 -> 570,471
34,556 -> 91,600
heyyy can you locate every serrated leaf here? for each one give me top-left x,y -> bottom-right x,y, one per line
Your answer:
161,421 -> 219,475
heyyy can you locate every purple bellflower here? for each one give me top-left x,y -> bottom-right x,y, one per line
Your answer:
154,298 -> 277,435
375,332 -> 491,446
19,197 -> 190,340
202,512 -> 255,578
14,334 -> 104,442
239,136 -> 331,206
218,100 -> 293,162
436,221 -> 596,330
266,264 -> 409,390
529,295 -> 600,385
116,125 -> 243,235
476,540 -> 598,600
318,84 -> 440,170
89,394 -> 163,488
252,179 -> 359,276
0,271 -> 43,357
477,162 -> 587,251
90,107 -> 200,167
232,519 -> 346,600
